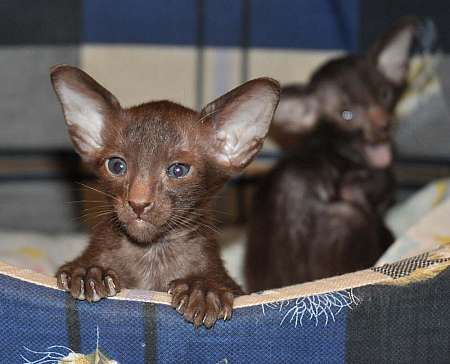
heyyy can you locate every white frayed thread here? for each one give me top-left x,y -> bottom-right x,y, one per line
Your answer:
261,289 -> 360,328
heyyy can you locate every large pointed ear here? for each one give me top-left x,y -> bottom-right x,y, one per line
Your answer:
200,78 -> 280,174
270,85 -> 319,149
369,17 -> 419,84
50,65 -> 121,163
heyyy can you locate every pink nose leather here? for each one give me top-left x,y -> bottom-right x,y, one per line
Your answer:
128,179 -> 154,217
128,200 -> 153,217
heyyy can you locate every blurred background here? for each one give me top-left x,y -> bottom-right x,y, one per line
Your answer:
1,1 -> 450,282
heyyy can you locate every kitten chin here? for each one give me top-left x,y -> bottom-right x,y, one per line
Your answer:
122,219 -> 161,244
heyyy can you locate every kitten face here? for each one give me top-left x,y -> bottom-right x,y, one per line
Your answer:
272,17 -> 418,168
50,66 -> 280,244
95,102 -> 217,243
311,56 -> 398,144
309,57 -> 401,168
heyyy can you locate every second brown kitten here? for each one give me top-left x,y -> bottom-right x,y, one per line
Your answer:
246,18 -> 418,292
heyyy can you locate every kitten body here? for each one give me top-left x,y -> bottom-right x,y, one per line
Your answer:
245,18 -> 418,292
51,66 -> 280,327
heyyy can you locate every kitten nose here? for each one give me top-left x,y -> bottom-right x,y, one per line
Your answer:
368,106 -> 390,129
128,200 -> 153,217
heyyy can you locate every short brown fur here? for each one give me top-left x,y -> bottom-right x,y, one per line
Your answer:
51,65 -> 280,328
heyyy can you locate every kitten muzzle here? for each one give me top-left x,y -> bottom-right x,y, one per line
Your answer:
364,142 -> 392,168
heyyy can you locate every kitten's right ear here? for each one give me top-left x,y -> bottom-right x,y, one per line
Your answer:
50,65 -> 121,163
272,85 -> 319,136
369,17 -> 419,84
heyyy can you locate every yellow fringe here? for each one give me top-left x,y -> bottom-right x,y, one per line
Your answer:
432,236 -> 450,247
432,180 -> 449,207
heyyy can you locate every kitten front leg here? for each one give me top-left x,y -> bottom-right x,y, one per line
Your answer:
56,262 -> 121,302
168,274 -> 243,328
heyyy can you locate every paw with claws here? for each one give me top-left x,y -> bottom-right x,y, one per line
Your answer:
56,265 -> 121,302
168,278 -> 235,329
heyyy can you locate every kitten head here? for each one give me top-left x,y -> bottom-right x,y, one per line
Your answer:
272,17 -> 418,168
51,65 -> 280,243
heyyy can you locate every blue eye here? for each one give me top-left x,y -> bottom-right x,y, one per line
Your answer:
341,110 -> 353,121
167,163 -> 190,178
106,157 -> 127,176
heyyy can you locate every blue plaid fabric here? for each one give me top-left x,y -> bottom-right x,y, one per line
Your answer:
2,266 -> 449,363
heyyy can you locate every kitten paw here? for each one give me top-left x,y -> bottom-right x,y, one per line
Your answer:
168,278 -> 234,328
56,265 -> 121,302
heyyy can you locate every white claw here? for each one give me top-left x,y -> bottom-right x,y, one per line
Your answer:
89,280 -> 101,302
177,299 -> 185,312
60,273 -> 69,291
78,279 -> 85,300
105,276 -> 116,296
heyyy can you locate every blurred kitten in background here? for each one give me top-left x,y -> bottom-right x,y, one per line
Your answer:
246,17 -> 418,292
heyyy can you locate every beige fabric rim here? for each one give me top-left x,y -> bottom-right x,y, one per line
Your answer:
0,260 -> 390,308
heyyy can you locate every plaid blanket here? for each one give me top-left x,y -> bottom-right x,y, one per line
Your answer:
1,244 -> 449,362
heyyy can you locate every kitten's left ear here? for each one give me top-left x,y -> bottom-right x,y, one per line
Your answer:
50,65 -> 121,163
200,78 -> 280,174
369,17 -> 419,84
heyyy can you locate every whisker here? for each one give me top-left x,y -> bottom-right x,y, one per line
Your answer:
170,213 -> 222,235
76,182 -> 119,201
65,200 -> 108,204
197,107 -> 221,124
78,212 -> 115,223
167,217 -> 208,240
90,214 -> 118,231
169,215 -> 193,231
79,207 -> 115,215
80,205 -> 115,212
171,207 -> 232,216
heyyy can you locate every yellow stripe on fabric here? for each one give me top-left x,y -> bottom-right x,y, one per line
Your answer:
432,235 -> 450,246
432,180 -> 448,207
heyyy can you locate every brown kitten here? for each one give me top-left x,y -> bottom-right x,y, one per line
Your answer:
245,18 -> 418,292
50,65 -> 280,327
